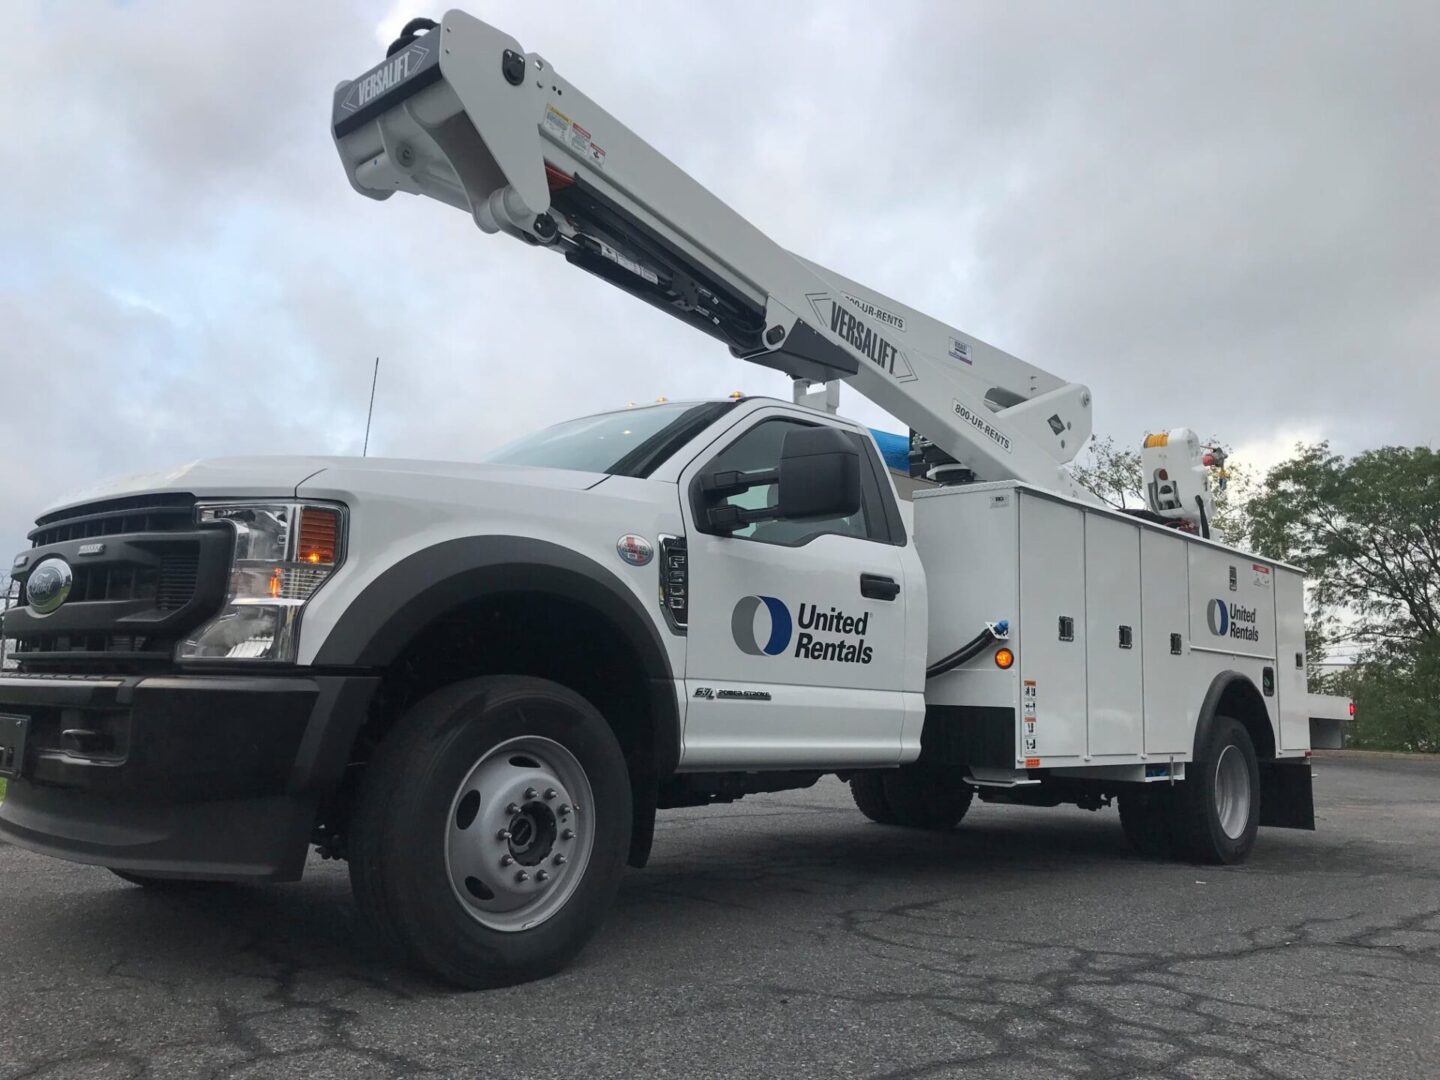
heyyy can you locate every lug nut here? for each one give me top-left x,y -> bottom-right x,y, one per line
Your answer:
506,803 -> 520,815
515,870 -> 529,883
496,828 -> 511,841
536,870 -> 550,883
524,787 -> 538,800
558,804 -> 571,817
544,788 -> 557,801
500,854 -> 514,867
561,829 -> 574,841
553,853 -> 567,866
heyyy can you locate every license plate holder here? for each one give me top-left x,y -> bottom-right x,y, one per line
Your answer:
0,713 -> 29,778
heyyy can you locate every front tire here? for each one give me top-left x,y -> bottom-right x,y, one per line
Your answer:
1171,716 -> 1261,864
349,676 -> 631,988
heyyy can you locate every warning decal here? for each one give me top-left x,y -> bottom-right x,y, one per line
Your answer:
1023,680 -> 1038,755
544,104 -> 607,169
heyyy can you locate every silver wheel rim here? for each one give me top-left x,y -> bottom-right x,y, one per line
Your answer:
1213,744 -> 1252,841
444,735 -> 595,933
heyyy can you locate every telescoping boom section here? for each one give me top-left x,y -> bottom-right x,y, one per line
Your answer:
332,12 -> 1095,499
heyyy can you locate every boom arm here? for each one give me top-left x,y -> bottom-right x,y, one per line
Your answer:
332,12 -> 1095,498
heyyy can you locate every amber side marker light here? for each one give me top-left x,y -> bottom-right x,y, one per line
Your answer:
298,508 -> 340,565
994,646 -> 1015,670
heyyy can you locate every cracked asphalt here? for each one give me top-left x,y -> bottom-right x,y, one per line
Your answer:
2,752 -> 1437,1080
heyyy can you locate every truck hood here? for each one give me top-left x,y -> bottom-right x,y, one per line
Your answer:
38,456 -> 604,519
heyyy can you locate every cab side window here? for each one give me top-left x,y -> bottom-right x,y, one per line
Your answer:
701,419 -> 894,547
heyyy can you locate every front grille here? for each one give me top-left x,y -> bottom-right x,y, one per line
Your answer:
13,632 -> 173,663
158,549 -> 201,611
52,545 -> 200,610
5,495 -> 231,674
30,493 -> 197,547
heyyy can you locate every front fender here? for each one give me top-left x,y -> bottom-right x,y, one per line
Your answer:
309,535 -> 682,773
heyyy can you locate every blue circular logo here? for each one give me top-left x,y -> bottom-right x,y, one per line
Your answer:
731,595 -> 793,656
1206,598 -> 1230,636
26,557 -> 73,615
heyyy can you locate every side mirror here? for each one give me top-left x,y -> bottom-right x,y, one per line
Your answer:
777,426 -> 861,520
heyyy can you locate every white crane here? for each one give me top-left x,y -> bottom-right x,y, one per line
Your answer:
332,12 -> 1100,502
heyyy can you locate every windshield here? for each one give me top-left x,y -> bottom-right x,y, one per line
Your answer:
481,400 -> 734,477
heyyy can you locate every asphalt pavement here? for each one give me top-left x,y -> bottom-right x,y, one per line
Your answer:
2,752 -> 1437,1080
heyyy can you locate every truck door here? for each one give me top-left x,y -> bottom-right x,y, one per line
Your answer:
677,410 -> 916,769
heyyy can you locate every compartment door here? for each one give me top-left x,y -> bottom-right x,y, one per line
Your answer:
1085,514 -> 1143,757
1018,495 -> 1087,764
1140,529 -> 1192,756
1276,569 -> 1309,750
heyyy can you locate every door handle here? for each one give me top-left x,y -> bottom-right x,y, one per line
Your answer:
860,573 -> 901,601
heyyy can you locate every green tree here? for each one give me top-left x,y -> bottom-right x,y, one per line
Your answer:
1247,443 -> 1440,752
1070,434 -> 1249,545
1069,435 -> 1143,510
1246,444 -> 1440,646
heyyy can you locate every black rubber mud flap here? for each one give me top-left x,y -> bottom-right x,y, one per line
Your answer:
628,772 -> 658,868
1258,760 -> 1316,830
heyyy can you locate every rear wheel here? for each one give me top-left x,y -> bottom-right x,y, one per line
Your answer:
349,675 -> 631,988
850,772 -> 898,824
853,765 -> 972,830
1170,716 -> 1260,864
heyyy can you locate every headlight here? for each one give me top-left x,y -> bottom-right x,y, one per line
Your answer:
178,501 -> 346,663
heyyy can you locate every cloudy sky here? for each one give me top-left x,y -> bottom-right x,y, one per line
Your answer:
1,1 -> 1436,559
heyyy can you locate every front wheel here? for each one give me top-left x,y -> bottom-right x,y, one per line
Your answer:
349,676 -> 632,988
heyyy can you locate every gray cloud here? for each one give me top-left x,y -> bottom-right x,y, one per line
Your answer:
1,0 -> 1436,557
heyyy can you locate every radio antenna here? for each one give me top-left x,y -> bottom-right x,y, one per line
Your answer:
363,357 -> 379,457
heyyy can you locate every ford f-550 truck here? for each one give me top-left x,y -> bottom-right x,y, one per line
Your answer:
0,12 -> 1349,988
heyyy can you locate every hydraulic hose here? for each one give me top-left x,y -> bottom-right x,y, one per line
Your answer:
926,620 -> 1009,680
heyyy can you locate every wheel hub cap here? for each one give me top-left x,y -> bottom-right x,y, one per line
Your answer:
444,736 -> 594,932
1213,744 -> 1252,841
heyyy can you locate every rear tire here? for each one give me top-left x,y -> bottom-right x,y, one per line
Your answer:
348,675 -> 631,988
875,765 -> 973,830
1170,716 -> 1260,864
850,772 -> 898,824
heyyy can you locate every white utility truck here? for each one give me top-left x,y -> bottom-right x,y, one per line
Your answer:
0,12 -> 1350,988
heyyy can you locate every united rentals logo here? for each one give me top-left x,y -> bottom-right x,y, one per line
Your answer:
731,596 -> 874,664
731,595 -> 793,656
1207,598 -> 1259,643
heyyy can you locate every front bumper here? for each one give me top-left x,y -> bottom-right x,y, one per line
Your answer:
0,672 -> 377,881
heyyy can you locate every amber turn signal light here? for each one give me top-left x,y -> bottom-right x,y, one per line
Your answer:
994,646 -> 1015,669
298,508 -> 340,565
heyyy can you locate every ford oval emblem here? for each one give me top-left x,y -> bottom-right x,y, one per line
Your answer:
26,557 -> 74,615
616,534 -> 654,567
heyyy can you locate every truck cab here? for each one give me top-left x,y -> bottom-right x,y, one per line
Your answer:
0,397 -> 934,985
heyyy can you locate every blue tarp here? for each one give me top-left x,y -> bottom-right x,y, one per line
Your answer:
868,428 -> 909,473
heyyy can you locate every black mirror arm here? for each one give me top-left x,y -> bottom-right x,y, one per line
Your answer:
699,467 -> 778,499
705,503 -> 782,534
